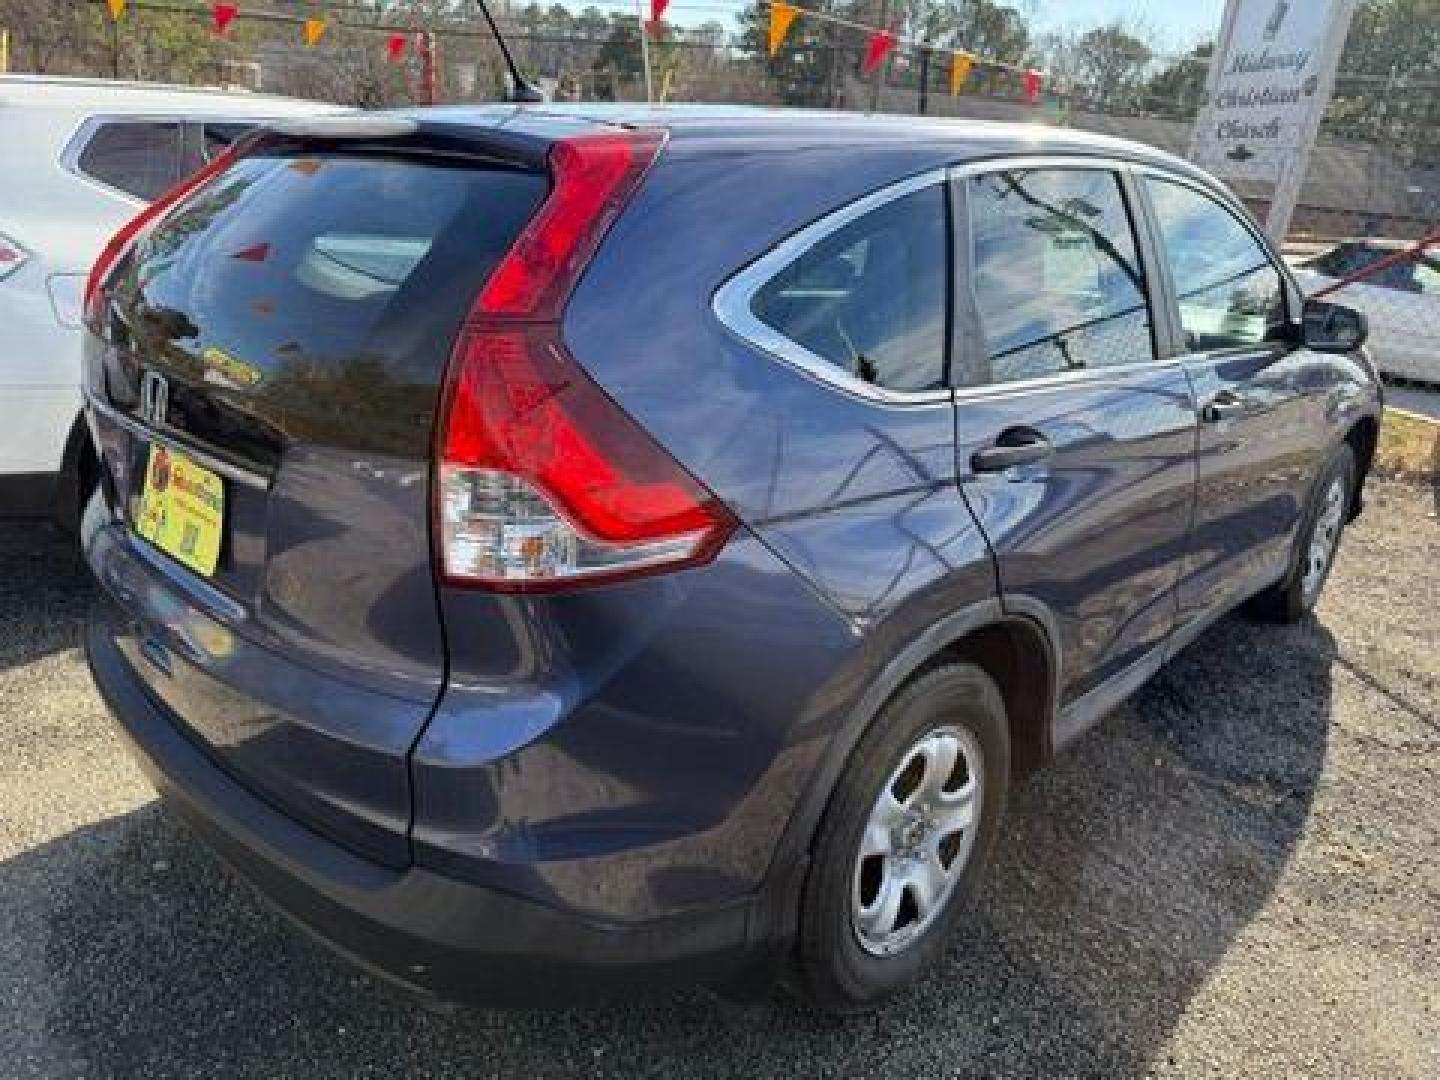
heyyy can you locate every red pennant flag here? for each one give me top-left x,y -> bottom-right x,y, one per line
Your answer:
385,33 -> 408,62
1023,68 -> 1042,104
212,2 -> 237,35
650,0 -> 669,23
862,30 -> 895,76
231,242 -> 270,263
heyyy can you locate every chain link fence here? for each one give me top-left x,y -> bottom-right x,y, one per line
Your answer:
237,5 -> 1440,245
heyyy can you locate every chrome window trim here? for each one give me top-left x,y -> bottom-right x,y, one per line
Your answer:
711,167 -> 952,407
950,354 -> 1187,403
60,113 -> 191,207
945,153 -> 1143,180
713,154 -> 1196,405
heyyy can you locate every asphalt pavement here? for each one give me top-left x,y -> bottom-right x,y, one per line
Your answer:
1,481 -> 1437,1078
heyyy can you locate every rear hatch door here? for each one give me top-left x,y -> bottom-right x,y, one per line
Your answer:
87,118 -> 550,864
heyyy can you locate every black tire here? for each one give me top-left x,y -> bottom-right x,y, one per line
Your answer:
53,424 -> 99,536
1248,443 -> 1356,624
793,663 -> 1009,1014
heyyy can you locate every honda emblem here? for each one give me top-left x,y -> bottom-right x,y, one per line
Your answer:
139,370 -> 169,429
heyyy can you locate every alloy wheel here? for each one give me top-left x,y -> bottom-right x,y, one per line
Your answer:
1302,476 -> 1347,605
850,725 -> 983,956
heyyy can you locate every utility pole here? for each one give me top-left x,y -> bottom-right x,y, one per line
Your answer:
867,0 -> 890,112
418,30 -> 439,104
917,45 -> 930,114
825,27 -> 840,107
634,0 -> 653,103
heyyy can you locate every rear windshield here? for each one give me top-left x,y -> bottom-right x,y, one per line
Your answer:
111,152 -> 547,460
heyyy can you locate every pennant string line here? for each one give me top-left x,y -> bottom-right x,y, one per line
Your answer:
88,0 -> 1047,89
758,0 -> 1041,79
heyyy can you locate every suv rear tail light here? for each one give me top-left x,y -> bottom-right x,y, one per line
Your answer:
0,232 -> 29,281
438,325 -> 733,589
475,131 -> 662,321
84,144 -> 240,325
437,129 -> 736,591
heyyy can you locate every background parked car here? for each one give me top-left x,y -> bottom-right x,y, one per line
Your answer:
0,74 -> 334,526
1290,238 -> 1440,384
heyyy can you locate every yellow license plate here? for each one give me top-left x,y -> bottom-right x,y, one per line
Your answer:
135,444 -> 225,577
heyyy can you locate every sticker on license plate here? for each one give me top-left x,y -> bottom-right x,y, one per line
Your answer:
135,444 -> 224,577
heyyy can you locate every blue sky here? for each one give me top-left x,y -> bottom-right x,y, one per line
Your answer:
1033,0 -> 1225,47
623,0 -> 1228,51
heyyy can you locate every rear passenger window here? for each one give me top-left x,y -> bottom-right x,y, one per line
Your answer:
961,169 -> 1154,386
1144,177 -> 1286,351
751,185 -> 947,393
76,121 -> 183,201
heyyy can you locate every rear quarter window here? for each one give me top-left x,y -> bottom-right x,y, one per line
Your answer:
75,120 -> 184,201
750,184 -> 949,394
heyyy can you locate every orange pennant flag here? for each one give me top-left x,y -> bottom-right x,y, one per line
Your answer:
105,0 -> 126,21
949,52 -> 972,96
767,2 -> 798,57
303,17 -> 326,47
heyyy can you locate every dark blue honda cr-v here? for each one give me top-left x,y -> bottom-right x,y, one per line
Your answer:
82,105 -> 1379,1012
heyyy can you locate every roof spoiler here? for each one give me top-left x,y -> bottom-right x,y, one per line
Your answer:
265,116 -> 418,141
253,114 -> 552,171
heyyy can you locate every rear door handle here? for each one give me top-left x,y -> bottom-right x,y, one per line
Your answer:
1202,390 -> 1249,423
970,428 -> 1054,473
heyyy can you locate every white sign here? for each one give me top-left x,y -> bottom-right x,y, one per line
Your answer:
1190,0 -> 1347,185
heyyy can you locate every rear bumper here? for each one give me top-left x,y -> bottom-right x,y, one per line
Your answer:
87,618 -> 766,1006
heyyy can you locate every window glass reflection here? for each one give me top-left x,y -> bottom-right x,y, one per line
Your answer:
963,169 -> 1153,386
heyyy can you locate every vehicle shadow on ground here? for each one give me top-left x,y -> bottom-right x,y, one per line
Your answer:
8,613 -> 1337,1078
0,521 -> 92,675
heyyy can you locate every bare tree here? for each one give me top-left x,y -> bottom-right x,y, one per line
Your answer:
1031,29 -> 1085,95
1071,19 -> 1154,112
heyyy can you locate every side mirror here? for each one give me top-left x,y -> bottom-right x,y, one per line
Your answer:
1302,297 -> 1368,353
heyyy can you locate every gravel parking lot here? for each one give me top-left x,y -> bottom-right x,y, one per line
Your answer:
1,480 -> 1436,1079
